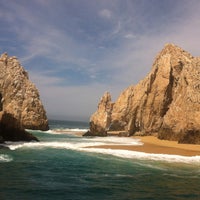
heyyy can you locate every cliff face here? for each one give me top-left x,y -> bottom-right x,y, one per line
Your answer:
0,53 -> 49,142
88,44 -> 200,144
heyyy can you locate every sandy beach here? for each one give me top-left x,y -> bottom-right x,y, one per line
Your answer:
87,136 -> 200,156
53,129 -> 200,156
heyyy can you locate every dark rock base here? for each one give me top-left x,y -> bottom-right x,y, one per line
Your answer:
0,112 -> 39,142
83,130 -> 107,137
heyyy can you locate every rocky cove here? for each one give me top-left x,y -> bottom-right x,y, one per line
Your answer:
86,43 -> 200,144
1,43 -> 200,145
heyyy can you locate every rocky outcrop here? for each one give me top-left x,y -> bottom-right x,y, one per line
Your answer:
84,92 -> 113,136
0,53 -> 49,142
88,44 -> 200,144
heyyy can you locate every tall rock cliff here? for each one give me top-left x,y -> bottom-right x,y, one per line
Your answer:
0,53 -> 49,141
88,44 -> 200,144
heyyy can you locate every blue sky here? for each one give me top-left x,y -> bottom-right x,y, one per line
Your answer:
0,0 -> 200,121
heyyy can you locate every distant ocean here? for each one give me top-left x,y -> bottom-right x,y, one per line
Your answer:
0,120 -> 200,200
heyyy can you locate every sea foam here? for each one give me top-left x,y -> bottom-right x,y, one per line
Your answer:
5,141 -> 107,151
4,136 -> 143,151
4,137 -> 200,164
0,154 -> 13,162
50,128 -> 88,132
41,128 -> 88,135
83,148 -> 200,164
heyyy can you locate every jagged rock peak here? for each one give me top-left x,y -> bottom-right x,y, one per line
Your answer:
153,43 -> 193,67
162,43 -> 191,55
0,52 -> 49,132
97,91 -> 112,112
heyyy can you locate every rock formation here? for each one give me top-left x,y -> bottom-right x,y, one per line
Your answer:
88,43 -> 200,144
84,92 -> 113,136
0,53 -> 49,142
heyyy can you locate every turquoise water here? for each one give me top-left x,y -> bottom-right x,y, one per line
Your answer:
0,120 -> 200,200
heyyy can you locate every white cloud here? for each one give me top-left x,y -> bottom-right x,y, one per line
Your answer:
99,9 -> 112,19
124,33 -> 136,39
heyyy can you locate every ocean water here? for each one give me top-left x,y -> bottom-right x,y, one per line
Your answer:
0,120 -> 200,200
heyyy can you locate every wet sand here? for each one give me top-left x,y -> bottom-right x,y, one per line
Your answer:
87,136 -> 200,156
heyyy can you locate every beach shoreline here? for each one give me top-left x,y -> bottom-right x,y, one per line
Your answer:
49,129 -> 200,157
86,136 -> 200,157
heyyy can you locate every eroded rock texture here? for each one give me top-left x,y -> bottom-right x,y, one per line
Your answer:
88,44 -> 200,144
0,53 -> 49,142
